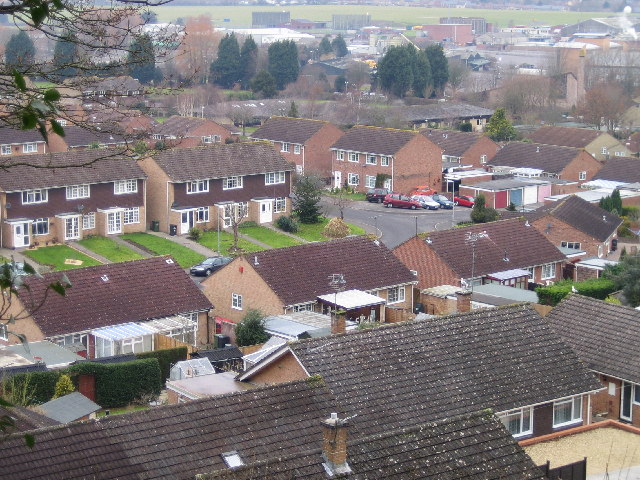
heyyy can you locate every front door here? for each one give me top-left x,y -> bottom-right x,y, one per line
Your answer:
334,171 -> 342,189
65,217 -> 80,240
181,210 -> 194,234
621,381 -> 633,422
259,201 -> 273,224
106,212 -> 121,235
13,222 -> 30,247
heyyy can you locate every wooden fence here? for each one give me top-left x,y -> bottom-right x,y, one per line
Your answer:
538,458 -> 587,480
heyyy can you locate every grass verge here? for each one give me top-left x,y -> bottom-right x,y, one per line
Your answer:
23,245 -> 102,271
120,233 -> 204,268
78,236 -> 144,263
199,230 -> 265,256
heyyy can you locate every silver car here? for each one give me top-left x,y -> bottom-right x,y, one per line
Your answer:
411,195 -> 440,210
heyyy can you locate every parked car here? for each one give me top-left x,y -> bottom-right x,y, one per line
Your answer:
383,194 -> 422,209
409,185 -> 437,197
365,188 -> 391,203
431,194 -> 455,209
454,195 -> 475,207
190,256 -> 232,276
411,195 -> 440,210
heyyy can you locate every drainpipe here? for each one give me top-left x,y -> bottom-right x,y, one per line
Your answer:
302,145 -> 305,174
166,181 -> 170,232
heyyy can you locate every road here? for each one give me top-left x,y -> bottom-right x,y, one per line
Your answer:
323,198 -> 472,249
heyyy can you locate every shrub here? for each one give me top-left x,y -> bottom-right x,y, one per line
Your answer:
276,215 -> 299,233
3,371 -> 60,405
323,217 -> 350,238
235,309 -> 269,347
137,347 -> 188,385
52,374 -> 75,399
187,227 -> 202,242
535,278 -> 617,306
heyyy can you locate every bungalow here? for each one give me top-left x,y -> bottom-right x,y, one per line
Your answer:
1,257 -> 213,357
528,125 -> 631,162
0,150 -> 146,249
405,103 -> 494,132
201,235 -> 417,324
330,125 -> 443,194
392,218 -> 567,291
545,295 -> 640,427
487,141 -> 602,184
138,142 -> 294,235
239,303 -> 603,441
421,128 -> 500,169
249,116 -> 343,177
150,115 -> 236,149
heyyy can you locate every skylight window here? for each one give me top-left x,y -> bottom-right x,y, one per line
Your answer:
222,451 -> 244,468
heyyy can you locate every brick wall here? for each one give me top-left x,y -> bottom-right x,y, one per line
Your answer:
2,296 -> 46,344
591,374 -> 640,427
393,238 -> 460,290
247,350 -> 307,384
531,215 -> 613,258
460,136 -> 500,169
560,151 -> 602,183
305,123 -> 344,178
138,156 -> 172,232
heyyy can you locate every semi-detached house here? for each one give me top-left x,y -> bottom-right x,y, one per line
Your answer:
139,142 -> 294,235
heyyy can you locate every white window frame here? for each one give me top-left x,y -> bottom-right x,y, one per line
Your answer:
22,189 -> 48,205
347,173 -> 359,186
634,384 -> 640,405
337,150 -> 344,161
196,207 -> 209,223
107,211 -> 122,235
281,142 -> 290,153
265,171 -> 286,185
31,218 -> 49,236
561,241 -> 581,250
187,180 -> 209,194
202,135 -> 213,144
480,154 -> 488,164
365,175 -> 376,188
121,336 -> 144,354
615,151 -> 623,157
601,147 -> 608,155
0,323 -> 7,341
114,179 -> 138,194
579,171 -> 586,181
66,184 -> 90,200
388,286 -> 405,304
293,144 -> 301,154
553,396 -> 582,428
1,145 -> 11,155
232,293 -> 243,310
123,207 -> 140,225
380,156 -> 389,166
541,263 -> 554,280
82,212 -> 96,230
293,303 -> 314,312
498,407 -> 532,437
223,176 -> 243,190
64,216 -> 80,240
22,143 -> 37,153
274,197 -> 286,213
366,154 -> 377,165
348,152 -> 358,163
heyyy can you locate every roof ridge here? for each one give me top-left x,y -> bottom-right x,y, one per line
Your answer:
270,116 -> 328,124
352,125 -> 416,135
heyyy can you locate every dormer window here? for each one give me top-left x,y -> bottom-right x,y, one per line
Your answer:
187,180 -> 209,194
22,189 -> 48,204
66,184 -> 90,200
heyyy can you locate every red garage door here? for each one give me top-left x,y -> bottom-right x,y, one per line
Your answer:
495,190 -> 508,208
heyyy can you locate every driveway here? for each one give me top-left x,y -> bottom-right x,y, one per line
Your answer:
323,198 -> 473,249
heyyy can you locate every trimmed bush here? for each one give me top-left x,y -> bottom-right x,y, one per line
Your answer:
276,215 -> 299,233
137,347 -> 188,385
2,370 -> 59,405
536,278 -> 616,306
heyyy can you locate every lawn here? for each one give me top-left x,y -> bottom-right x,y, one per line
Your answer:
97,405 -> 148,417
324,190 -> 367,202
23,245 -> 103,271
120,233 -> 204,268
78,236 -> 144,263
239,224 -> 302,248
199,230 -> 265,256
294,217 -> 366,242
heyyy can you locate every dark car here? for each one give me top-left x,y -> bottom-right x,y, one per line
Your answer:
454,195 -> 475,208
383,193 -> 422,209
190,256 -> 232,276
431,194 -> 455,209
366,188 -> 390,203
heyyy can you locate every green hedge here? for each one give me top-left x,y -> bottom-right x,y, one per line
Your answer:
536,278 -> 617,306
137,347 -> 188,385
67,358 -> 162,408
3,370 -> 60,405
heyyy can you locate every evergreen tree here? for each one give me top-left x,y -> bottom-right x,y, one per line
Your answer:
319,36 -> 332,55
268,40 -> 299,90
128,34 -> 161,84
211,33 -> 241,88
235,309 -> 269,347
52,374 -> 75,399
52,31 -> 78,80
412,48 -> 432,98
331,34 -> 349,57
288,100 -> 299,117
239,35 -> 258,89
377,45 -> 413,98
5,30 -> 35,71
293,174 -> 323,224
250,70 -> 277,98
471,194 -> 499,223
485,108 -> 517,141
604,254 -> 640,307
334,75 -> 347,92
425,44 -> 449,94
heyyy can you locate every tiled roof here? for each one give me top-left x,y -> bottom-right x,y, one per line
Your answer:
150,142 -> 293,182
421,129 -> 484,156
153,115 -> 228,136
533,195 -> 622,242
0,150 -> 145,192
528,125 -> 603,148
400,218 -> 566,280
488,142 -> 582,174
250,116 -> 331,144
405,103 -> 494,122
593,156 -> 640,183
0,127 -> 46,145
90,76 -> 143,93
247,236 -> 416,306
0,405 -> 59,433
288,304 -> 601,432
627,132 -> 640,154
18,257 -> 212,337
201,411 -> 545,479
62,125 -> 127,147
330,125 -> 417,156
545,295 -> 640,384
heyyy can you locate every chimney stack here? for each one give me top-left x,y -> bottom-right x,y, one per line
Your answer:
321,413 -> 352,477
331,310 -> 346,335
456,290 -> 472,313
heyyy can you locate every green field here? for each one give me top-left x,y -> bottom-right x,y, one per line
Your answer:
153,5 -> 618,29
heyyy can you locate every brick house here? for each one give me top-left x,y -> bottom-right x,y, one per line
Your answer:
138,142 -> 293,235
0,150 -> 146,249
0,127 -> 48,156
0,257 -> 214,357
528,125 -> 631,162
392,218 -> 567,291
249,116 -> 344,177
150,115 -> 237,149
487,142 -> 602,184
47,125 -> 128,152
330,125 -> 443,194
591,155 -> 640,185
546,295 -> 640,427
523,195 -> 622,258
421,129 -> 500,169
201,235 -> 417,324
239,303 -> 602,441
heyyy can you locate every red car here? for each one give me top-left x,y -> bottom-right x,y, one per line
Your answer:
408,185 -> 437,197
383,193 -> 421,209
454,195 -> 475,207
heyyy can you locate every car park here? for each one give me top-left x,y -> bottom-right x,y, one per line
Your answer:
190,256 -> 232,276
383,194 -> 422,210
454,195 -> 475,207
411,195 -> 440,210
365,188 -> 391,203
431,194 -> 455,209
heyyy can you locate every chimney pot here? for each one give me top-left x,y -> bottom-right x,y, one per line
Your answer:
331,309 -> 346,335
456,290 -> 472,313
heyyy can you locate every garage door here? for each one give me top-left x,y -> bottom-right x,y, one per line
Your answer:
495,190 -> 508,209
510,188 -> 523,206
523,185 -> 537,205
537,184 -> 551,202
